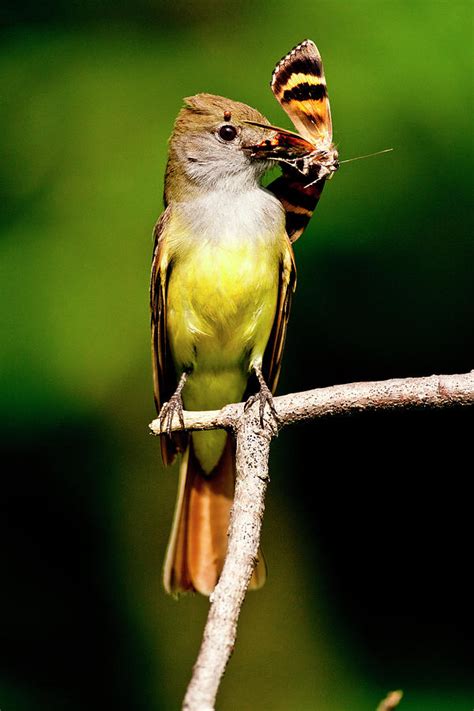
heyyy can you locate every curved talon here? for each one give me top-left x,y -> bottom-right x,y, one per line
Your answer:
158,402 -> 169,434
158,371 -> 188,437
245,384 -> 279,431
158,395 -> 185,437
244,395 -> 255,413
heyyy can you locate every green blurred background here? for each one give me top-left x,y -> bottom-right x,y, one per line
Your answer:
1,1 -> 473,709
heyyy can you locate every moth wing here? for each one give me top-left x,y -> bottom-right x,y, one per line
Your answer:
267,172 -> 327,243
271,39 -> 333,149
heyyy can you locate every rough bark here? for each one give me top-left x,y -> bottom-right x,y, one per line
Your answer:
150,371 -> 474,436
182,410 -> 271,711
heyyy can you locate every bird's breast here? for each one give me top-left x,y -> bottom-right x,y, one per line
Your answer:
166,189 -> 286,370
168,234 -> 279,365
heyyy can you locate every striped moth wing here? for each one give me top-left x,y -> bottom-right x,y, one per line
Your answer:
271,38 -> 333,151
259,40 -> 339,241
246,39 -> 338,183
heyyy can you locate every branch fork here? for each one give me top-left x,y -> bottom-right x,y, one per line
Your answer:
149,371 -> 474,711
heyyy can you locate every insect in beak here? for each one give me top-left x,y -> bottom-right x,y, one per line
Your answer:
243,122 -> 315,161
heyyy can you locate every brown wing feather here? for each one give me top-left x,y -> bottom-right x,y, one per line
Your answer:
150,207 -> 186,465
262,236 -> 297,393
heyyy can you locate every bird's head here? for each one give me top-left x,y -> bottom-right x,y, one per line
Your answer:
165,93 -> 274,201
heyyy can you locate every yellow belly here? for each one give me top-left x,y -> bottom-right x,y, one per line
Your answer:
167,235 -> 282,472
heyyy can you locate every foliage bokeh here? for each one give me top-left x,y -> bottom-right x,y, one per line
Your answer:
1,2 -> 473,709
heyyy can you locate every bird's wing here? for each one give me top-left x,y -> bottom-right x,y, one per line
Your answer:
150,206 -> 185,465
262,235 -> 297,393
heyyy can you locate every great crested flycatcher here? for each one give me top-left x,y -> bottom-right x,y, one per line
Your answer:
151,40 -> 336,596
150,92 -> 296,595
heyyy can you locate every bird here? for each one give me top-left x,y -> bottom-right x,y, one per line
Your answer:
150,92 -> 298,595
149,40 -> 340,594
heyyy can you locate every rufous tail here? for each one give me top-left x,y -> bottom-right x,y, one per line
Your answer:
163,435 -> 266,595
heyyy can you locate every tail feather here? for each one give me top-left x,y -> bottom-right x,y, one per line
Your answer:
163,435 -> 266,596
163,446 -> 192,593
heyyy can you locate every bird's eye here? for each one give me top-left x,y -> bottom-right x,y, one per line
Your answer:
218,124 -> 238,141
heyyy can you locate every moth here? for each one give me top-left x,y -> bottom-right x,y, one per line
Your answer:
245,39 -> 339,186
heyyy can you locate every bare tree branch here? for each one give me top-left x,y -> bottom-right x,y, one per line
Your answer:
149,371 -> 473,711
182,409 -> 271,711
150,371 -> 474,435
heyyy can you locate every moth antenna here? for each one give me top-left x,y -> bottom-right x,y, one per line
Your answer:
338,148 -> 393,165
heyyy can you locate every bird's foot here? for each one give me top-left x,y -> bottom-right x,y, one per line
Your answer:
244,366 -> 279,431
158,372 -> 187,436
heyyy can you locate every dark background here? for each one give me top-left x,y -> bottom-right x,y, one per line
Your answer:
1,1 -> 473,709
